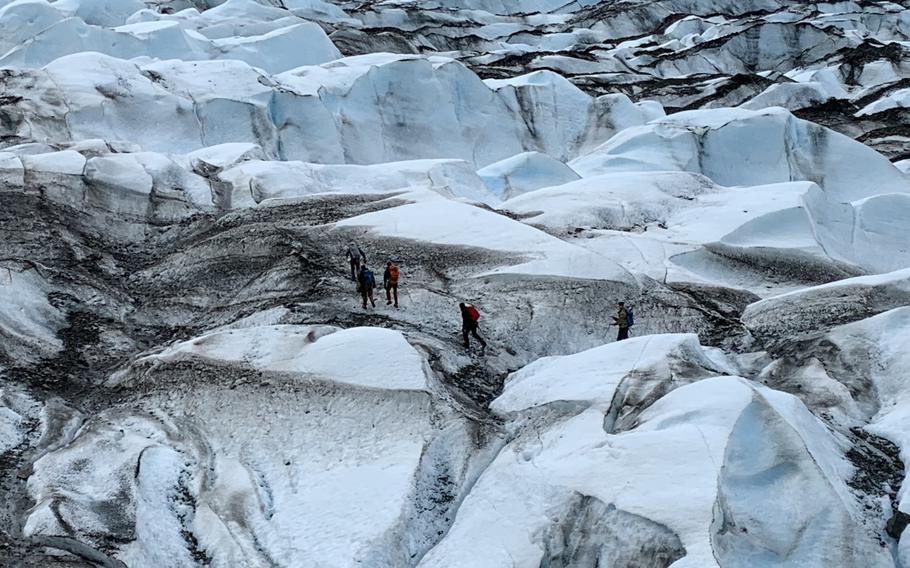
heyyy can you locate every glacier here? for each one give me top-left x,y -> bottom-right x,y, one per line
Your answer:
2,0 -> 910,567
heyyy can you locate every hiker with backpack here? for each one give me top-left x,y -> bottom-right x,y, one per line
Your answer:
346,242 -> 366,281
383,261 -> 400,308
358,264 -> 377,309
612,301 -> 633,341
459,302 -> 487,350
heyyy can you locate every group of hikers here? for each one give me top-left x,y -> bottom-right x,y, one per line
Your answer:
346,242 -> 399,309
344,241 -> 634,350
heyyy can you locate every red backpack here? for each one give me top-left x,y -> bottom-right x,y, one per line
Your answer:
465,304 -> 480,322
388,263 -> 399,282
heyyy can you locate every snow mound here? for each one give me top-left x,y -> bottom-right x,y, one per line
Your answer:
477,151 -> 579,199
858,88 -> 910,116
804,187 -> 910,273
756,306 -> 910,555
132,325 -> 430,391
183,142 -> 265,173
129,0 -> 354,29
743,267 -> 910,344
492,333 -> 730,416
500,171 -> 717,232
411,0 -> 574,15
337,193 -> 635,281
22,394 -> 446,567
0,0 -> 66,56
500,172 -> 855,292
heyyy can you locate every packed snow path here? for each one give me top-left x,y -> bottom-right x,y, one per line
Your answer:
2,0 -> 910,567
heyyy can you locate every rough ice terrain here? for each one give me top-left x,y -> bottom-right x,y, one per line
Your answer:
2,0 -> 910,567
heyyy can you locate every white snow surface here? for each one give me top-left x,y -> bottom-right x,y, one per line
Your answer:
337,191 -> 635,281
492,333 -> 727,414
136,325 -> 430,391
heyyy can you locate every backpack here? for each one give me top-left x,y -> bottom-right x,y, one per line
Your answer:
465,304 -> 480,322
388,263 -> 399,282
362,269 -> 375,288
626,306 -> 634,327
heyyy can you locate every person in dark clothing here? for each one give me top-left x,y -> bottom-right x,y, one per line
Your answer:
459,302 -> 487,349
612,301 -> 630,341
358,265 -> 376,309
383,261 -> 399,308
346,242 -> 366,281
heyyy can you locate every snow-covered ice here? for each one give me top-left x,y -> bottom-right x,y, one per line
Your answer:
4,0 -> 910,565
422,372 -> 890,568
337,192 -> 634,281
477,151 -> 580,200
134,325 -> 431,391
743,267 -> 910,342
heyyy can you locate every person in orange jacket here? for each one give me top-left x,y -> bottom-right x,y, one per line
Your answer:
383,261 -> 399,308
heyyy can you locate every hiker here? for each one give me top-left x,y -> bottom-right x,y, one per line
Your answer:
383,260 -> 399,308
346,242 -> 366,281
358,264 -> 376,309
612,301 -> 632,341
459,302 -> 487,350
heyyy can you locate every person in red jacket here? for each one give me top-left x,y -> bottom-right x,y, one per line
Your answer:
459,302 -> 487,349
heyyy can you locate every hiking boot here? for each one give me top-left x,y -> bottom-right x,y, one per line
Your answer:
387,300 -> 392,305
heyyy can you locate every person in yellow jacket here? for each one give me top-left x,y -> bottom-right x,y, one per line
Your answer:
612,301 -> 630,341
